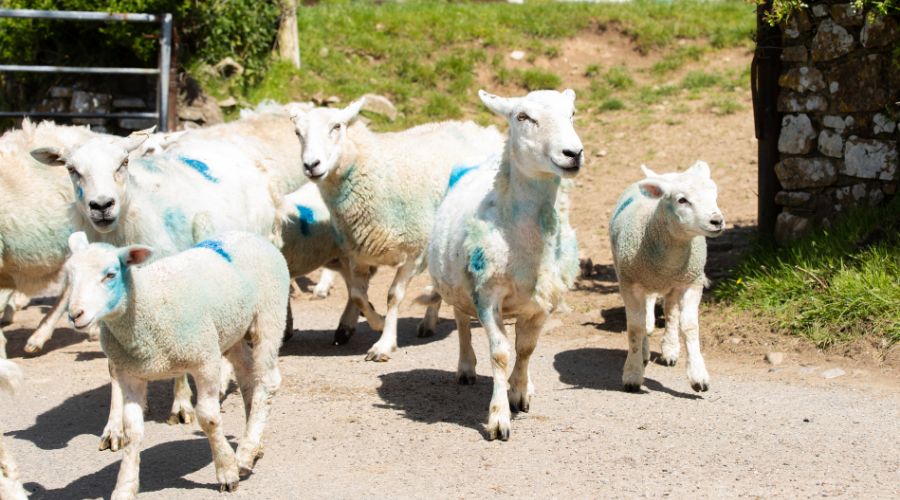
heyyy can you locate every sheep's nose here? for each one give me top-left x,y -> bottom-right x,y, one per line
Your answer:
69,309 -> 84,323
563,149 -> 583,160
89,198 -> 115,211
303,159 -> 321,172
709,214 -> 724,228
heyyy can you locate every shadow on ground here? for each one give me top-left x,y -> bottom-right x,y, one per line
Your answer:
2,327 -> 90,359
280,316 -> 454,357
24,438 -> 214,499
374,368 -> 492,438
554,347 -> 701,400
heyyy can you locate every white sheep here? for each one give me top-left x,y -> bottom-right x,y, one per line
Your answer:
65,231 -> 288,498
426,89 -> 583,441
280,184 -> 384,344
287,99 -> 504,361
0,358 -> 27,500
0,119 -> 102,356
609,161 -> 724,393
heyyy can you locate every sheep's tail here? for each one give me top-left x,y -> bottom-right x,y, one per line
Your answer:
0,359 -> 23,396
413,285 -> 442,307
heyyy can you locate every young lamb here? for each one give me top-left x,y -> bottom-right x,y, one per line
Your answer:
0,358 -> 27,500
287,99 -> 504,361
0,119 -> 104,356
609,161 -> 724,393
65,231 -> 288,498
427,89 -> 583,440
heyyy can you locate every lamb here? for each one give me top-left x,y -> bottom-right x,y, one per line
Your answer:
287,99 -> 504,360
609,161 -> 724,393
0,358 -> 27,500
64,231 -> 288,498
426,89 -> 583,441
0,119 -> 101,356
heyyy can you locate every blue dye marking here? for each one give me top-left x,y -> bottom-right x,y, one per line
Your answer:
195,239 -> 232,262
448,165 -> 478,190
469,247 -> 486,274
75,185 -> 84,201
611,196 -> 633,224
137,157 -> 161,173
295,205 -> 316,236
101,263 -> 126,318
179,156 -> 218,183
163,208 -> 188,237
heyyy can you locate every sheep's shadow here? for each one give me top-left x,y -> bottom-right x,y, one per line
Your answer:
2,326 -> 91,359
574,262 -> 619,295
584,304 -> 666,333
23,437 -> 215,498
553,347 -> 701,400
280,316 -> 454,358
374,368 -> 492,438
11,381 -> 193,451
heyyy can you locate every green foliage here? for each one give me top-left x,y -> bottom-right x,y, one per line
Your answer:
681,70 -> 724,90
519,68 -> 562,91
604,66 -> 635,89
716,197 -> 900,348
598,98 -> 625,111
764,0 -> 899,25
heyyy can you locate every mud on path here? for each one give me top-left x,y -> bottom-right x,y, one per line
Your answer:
2,44 -> 898,498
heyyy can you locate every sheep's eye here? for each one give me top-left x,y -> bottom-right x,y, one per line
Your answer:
677,197 -> 690,205
516,112 -> 532,123
331,124 -> 341,134
66,165 -> 78,176
103,272 -> 116,282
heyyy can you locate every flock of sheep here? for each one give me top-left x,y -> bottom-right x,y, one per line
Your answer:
0,88 -> 725,499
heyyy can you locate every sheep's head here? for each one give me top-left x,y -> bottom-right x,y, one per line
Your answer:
638,161 -> 725,239
31,132 -> 150,233
64,232 -> 152,330
287,99 -> 364,181
479,89 -> 583,180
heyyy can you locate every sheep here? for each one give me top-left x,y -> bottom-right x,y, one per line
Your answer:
280,183 -> 384,344
426,89 -> 583,441
0,358 -> 27,500
287,98 -> 504,361
30,130 -> 281,440
64,231 -> 288,498
609,161 -> 724,393
0,119 -> 102,356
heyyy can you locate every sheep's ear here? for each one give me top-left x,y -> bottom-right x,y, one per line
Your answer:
119,132 -> 151,154
336,98 -> 365,125
31,147 -> 67,167
562,88 -> 576,103
479,89 -> 516,117
119,245 -> 153,266
640,164 -> 659,178
638,179 -> 668,199
68,232 -> 90,254
285,102 -> 308,122
688,160 -> 711,178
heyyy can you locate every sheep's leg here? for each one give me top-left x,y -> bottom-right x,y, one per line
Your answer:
100,360 -> 126,452
508,311 -> 546,413
659,290 -> 682,367
167,374 -> 195,425
0,290 -> 15,326
475,291 -> 512,441
417,296 -> 442,338
365,258 -> 417,362
642,294 -> 656,367
219,357 -> 235,402
0,331 -> 6,360
313,268 -> 336,298
680,285 -> 709,392
454,307 -> 476,385
235,316 -> 282,476
333,260 -> 362,345
24,284 -> 71,354
224,342 -> 254,420
0,434 -> 19,481
283,300 -> 294,342
621,283 -> 649,392
194,362 -> 240,492
110,371 -> 147,500
351,263 -> 384,331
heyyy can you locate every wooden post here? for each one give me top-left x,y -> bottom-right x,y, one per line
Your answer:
276,0 -> 301,69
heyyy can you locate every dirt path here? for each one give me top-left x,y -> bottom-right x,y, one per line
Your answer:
2,45 -> 898,498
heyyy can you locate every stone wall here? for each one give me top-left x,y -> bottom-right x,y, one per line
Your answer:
775,3 -> 899,243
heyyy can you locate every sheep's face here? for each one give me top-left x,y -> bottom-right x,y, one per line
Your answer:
31,133 -> 149,233
63,232 -> 152,330
287,99 -> 364,181
479,89 -> 584,180
638,162 -> 725,239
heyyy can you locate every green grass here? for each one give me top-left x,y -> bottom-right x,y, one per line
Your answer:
650,45 -> 706,75
192,0 -> 754,127
598,98 -> 626,111
716,197 -> 900,349
681,70 -> 724,90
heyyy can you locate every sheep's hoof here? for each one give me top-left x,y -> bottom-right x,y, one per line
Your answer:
457,372 -> 476,385
488,425 -> 510,442
365,349 -> 391,362
416,323 -> 434,338
623,383 -> 642,393
658,357 -> 677,367
510,397 -> 530,413
167,408 -> 195,426
643,359 -> 649,367
691,382 -> 709,392
333,325 -> 354,346
23,342 -> 41,354
220,481 -> 239,493
99,430 -> 126,452
238,465 -> 253,478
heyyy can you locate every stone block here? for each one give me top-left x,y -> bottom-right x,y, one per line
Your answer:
70,90 -> 111,114
842,138 -> 898,180
873,113 -> 896,135
827,55 -> 890,112
778,66 -> 825,93
830,4 -> 863,26
48,86 -> 72,99
781,45 -> 808,63
775,190 -> 812,207
778,114 -> 816,154
113,97 -> 147,109
776,211 -> 811,244
775,157 -> 838,189
812,20 -> 855,62
861,14 -> 899,48
778,92 -> 828,113
818,129 -> 844,158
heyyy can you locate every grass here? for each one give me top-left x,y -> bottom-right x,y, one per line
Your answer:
192,0 -> 754,127
716,197 -> 900,349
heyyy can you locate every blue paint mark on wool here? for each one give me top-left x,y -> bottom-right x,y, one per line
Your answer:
101,263 -> 127,320
448,165 -> 478,190
136,157 -> 161,173
469,247 -> 487,276
179,156 -> 218,183
163,208 -> 188,237
295,205 -> 316,236
75,185 -> 84,201
195,239 -> 232,262
611,196 -> 634,224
